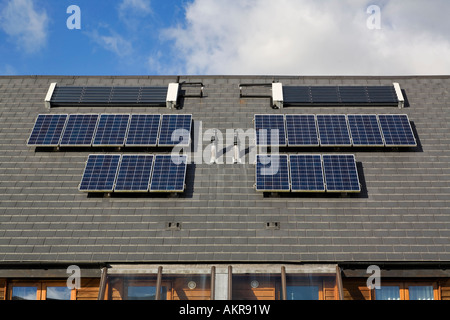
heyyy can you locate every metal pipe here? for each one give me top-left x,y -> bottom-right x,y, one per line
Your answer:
336,265 -> 344,300
97,266 -> 108,300
210,266 -> 216,300
281,266 -> 287,300
228,266 -> 232,300
155,266 -> 163,300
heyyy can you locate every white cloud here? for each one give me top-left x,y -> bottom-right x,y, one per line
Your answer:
163,0 -> 450,75
119,0 -> 152,14
89,27 -> 133,58
0,0 -> 48,53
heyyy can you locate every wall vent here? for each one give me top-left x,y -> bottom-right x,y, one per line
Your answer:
265,222 -> 280,230
166,222 -> 181,231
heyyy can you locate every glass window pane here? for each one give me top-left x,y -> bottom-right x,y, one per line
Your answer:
46,287 -> 72,300
12,287 -> 38,300
286,285 -> 319,300
127,286 -> 167,300
171,275 -> 211,300
375,286 -> 400,300
409,286 -> 434,300
232,274 -> 279,300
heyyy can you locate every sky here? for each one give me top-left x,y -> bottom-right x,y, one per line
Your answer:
0,0 -> 449,76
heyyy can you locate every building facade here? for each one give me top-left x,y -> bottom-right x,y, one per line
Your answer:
0,75 -> 449,300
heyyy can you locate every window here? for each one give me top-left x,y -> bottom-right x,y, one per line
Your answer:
8,281 -> 75,300
107,274 -> 211,300
374,282 -> 438,300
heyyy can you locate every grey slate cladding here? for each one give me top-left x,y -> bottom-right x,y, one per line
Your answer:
0,75 -> 449,264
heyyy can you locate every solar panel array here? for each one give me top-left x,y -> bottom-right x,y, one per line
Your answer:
27,114 -> 67,146
283,85 -> 398,106
50,86 -> 168,106
254,114 -> 287,146
255,154 -> 360,193
316,114 -> 352,146
253,114 -> 416,148
255,154 -> 290,192
322,155 -> 361,192
378,114 -> 417,147
27,114 -> 192,148
79,154 -> 187,193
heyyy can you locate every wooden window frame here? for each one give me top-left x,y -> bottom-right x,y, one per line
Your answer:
7,280 -> 75,300
373,281 -> 439,300
125,280 -> 173,300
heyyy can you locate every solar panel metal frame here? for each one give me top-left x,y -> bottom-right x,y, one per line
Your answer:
347,114 -> 385,147
59,113 -> 99,147
285,114 -> 319,147
92,114 -> 130,147
322,154 -> 361,193
149,154 -> 188,192
255,154 -> 290,192
377,114 -> 417,147
316,114 -> 352,147
78,154 -> 121,192
157,114 -> 192,147
254,114 -> 287,147
26,114 -> 68,147
125,114 -> 161,147
114,154 -> 154,192
289,154 -> 325,192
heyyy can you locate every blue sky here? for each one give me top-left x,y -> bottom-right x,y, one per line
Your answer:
0,0 -> 450,76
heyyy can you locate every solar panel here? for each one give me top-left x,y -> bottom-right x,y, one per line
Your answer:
255,154 -> 290,192
60,114 -> 99,146
281,85 -> 398,106
338,86 -> 369,103
367,86 -> 398,104
254,114 -> 287,146
114,155 -> 154,192
92,114 -> 130,147
157,114 -> 192,147
289,155 -> 325,192
27,114 -> 67,146
347,114 -> 384,146
378,114 -> 416,147
79,154 -> 121,192
285,114 -> 319,146
283,86 -> 311,104
322,154 -> 360,192
317,114 -> 352,146
150,154 -> 187,192
50,86 -> 168,106
125,114 -> 161,146
310,86 -> 339,103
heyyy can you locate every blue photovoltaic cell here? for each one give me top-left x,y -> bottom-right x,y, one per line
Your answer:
158,114 -> 192,146
27,114 -> 67,146
125,114 -> 161,146
317,114 -> 351,146
60,114 -> 99,146
79,154 -> 120,192
92,114 -> 130,146
150,154 -> 187,192
348,114 -> 384,146
114,155 -> 154,192
254,114 -> 286,146
289,155 -> 325,192
322,154 -> 360,192
285,114 -> 319,146
255,154 -> 290,192
378,114 -> 417,147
